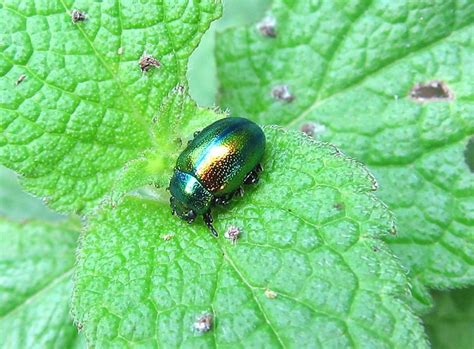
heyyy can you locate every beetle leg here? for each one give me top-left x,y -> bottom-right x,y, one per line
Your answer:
244,163 -> 263,185
244,170 -> 259,185
185,210 -> 197,223
170,197 -> 176,215
203,211 -> 219,237
214,193 -> 233,206
235,186 -> 245,197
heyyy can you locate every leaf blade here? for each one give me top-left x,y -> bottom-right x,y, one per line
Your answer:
0,0 -> 222,213
73,128 -> 428,348
0,218 -> 84,349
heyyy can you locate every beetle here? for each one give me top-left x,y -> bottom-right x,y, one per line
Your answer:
169,117 -> 266,237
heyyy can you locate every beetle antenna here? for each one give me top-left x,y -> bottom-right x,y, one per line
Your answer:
203,212 -> 219,238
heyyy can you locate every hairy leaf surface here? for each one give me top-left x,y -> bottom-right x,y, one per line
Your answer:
73,128 -> 427,348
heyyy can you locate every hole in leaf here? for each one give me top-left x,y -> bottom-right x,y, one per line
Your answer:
409,80 -> 453,102
464,136 -> 474,173
161,233 -> 174,241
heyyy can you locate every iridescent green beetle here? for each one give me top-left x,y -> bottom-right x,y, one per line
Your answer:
169,117 -> 265,237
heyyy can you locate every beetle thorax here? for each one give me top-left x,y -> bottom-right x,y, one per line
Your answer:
169,169 -> 213,218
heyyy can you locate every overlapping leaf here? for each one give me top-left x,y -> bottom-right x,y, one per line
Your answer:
216,0 -> 474,306
0,0 -> 222,213
0,219 -> 84,348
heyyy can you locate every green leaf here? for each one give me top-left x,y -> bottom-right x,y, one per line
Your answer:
0,218 -> 84,348
424,287 -> 474,349
0,0 -> 222,213
216,0 -> 474,303
73,128 -> 427,348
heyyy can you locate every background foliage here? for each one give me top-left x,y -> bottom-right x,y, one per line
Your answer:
0,0 -> 472,348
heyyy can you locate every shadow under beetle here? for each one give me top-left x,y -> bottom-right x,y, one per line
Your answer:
169,117 -> 266,237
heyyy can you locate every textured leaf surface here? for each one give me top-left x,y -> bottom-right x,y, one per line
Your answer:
0,0 -> 222,213
424,287 -> 474,349
216,0 -> 474,303
74,128 -> 427,348
0,219 -> 84,348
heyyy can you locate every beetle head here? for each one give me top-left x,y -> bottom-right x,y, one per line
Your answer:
169,170 -> 213,221
170,196 -> 197,223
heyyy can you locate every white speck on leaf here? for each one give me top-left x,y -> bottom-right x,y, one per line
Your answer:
71,9 -> 87,23
265,288 -> 278,299
300,122 -> 326,138
272,85 -> 294,102
193,312 -> 213,333
161,233 -> 174,241
173,84 -> 186,94
224,225 -> 241,244
257,16 -> 277,38
15,74 -> 26,86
